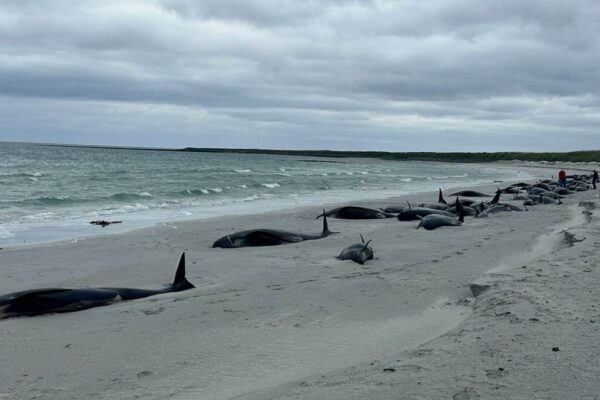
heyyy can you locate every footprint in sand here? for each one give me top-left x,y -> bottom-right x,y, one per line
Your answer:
141,307 -> 165,315
453,387 -> 480,400
136,371 -> 153,379
485,367 -> 508,379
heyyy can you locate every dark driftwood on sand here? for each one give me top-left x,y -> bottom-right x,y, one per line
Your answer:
90,220 -> 123,227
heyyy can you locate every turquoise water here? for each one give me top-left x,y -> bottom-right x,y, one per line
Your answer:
0,142 -> 533,245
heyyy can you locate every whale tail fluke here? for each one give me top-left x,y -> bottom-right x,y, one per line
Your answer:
361,240 -> 372,254
173,253 -> 195,291
316,209 -> 331,220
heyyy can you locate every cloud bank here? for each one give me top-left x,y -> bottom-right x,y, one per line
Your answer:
1,0 -> 599,151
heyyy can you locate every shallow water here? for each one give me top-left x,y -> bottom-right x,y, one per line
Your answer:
0,142 -> 534,245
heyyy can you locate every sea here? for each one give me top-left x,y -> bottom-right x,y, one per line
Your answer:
0,142 -> 536,246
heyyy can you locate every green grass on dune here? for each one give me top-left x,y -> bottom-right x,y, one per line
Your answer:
180,148 -> 600,163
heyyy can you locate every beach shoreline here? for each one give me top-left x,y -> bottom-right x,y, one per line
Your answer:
0,161 -> 545,250
1,167 -> 598,399
0,143 -> 543,249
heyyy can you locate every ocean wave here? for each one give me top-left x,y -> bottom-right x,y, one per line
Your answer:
209,188 -> 223,193
261,183 -> 280,188
0,172 -> 45,178
243,194 -> 261,202
21,211 -> 58,222
111,192 -> 153,201
429,174 -> 468,180
29,196 -> 75,206
0,226 -> 13,239
100,203 -> 151,214
234,169 -> 252,173
177,189 -> 211,196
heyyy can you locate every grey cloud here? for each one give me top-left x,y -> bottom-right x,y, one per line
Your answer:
0,0 -> 600,151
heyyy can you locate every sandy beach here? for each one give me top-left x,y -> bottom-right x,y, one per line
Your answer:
1,171 -> 599,400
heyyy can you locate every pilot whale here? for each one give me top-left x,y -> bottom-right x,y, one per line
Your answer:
417,214 -> 462,230
336,235 -> 374,265
0,253 -> 193,320
449,190 -> 491,197
212,210 -> 335,248
318,206 -> 395,219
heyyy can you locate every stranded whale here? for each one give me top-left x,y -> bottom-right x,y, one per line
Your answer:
318,206 -> 396,219
213,210 -> 335,248
449,190 -> 491,197
417,214 -> 462,230
336,235 -> 374,265
0,253 -> 193,319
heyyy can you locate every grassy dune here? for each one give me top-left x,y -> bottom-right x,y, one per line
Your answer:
181,148 -> 600,163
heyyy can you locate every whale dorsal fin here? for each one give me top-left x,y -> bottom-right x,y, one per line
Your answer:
438,188 -> 447,204
321,209 -> 336,236
173,253 -> 186,285
455,197 -> 465,223
491,188 -> 501,205
406,201 -> 411,210
172,253 -> 195,291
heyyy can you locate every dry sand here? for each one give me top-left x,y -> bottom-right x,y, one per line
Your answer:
0,173 -> 598,399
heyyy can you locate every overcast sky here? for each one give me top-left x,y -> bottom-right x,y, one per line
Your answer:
1,0 -> 599,151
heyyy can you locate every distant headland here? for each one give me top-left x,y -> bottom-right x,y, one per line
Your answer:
26,142 -> 600,163
179,147 -> 600,163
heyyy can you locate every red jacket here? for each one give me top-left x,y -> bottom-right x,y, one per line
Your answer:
558,170 -> 566,180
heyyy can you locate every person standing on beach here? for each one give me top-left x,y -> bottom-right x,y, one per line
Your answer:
592,169 -> 598,189
558,169 -> 567,187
